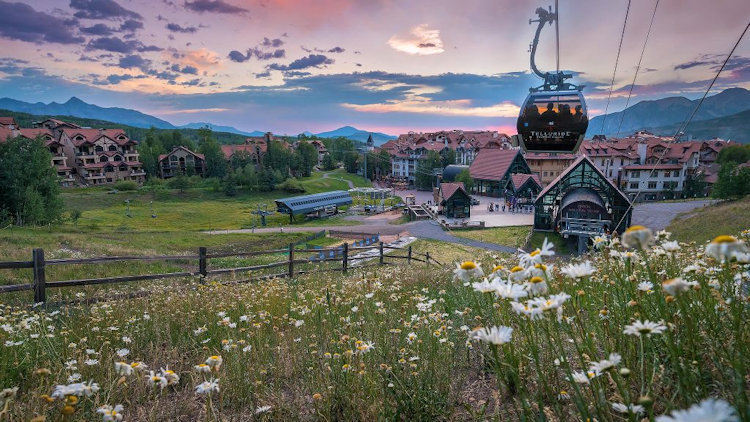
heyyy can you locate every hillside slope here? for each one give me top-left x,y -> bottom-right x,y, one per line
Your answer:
667,197 -> 750,243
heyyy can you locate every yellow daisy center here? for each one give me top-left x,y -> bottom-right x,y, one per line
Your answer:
712,235 -> 737,244
460,261 -> 477,270
625,225 -> 647,233
511,266 -> 524,273
530,276 -> 544,284
530,249 -> 541,257
492,265 -> 505,272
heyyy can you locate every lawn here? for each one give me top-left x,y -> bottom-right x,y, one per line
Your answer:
528,231 -> 572,255
324,168 -> 373,188
451,226 -> 531,249
59,170 -> 370,232
667,197 -> 750,244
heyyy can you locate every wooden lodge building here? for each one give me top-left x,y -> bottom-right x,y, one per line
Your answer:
435,182 -> 471,219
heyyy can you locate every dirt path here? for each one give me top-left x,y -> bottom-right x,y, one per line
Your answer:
321,172 -> 355,189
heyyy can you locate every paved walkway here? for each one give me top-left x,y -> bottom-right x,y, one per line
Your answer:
208,219 -> 518,253
631,200 -> 716,231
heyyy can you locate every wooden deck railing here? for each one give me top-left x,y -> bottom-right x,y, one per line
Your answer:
0,242 -> 437,304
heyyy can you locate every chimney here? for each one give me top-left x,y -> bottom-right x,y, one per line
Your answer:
637,140 -> 648,165
265,132 -> 272,143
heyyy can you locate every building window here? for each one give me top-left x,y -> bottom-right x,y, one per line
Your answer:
663,171 -> 671,178
648,181 -> 657,189
673,170 -> 680,177
630,171 -> 640,178
650,172 -> 658,178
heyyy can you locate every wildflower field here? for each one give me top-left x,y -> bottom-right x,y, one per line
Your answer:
1,227 -> 748,421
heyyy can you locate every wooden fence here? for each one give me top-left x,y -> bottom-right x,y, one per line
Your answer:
0,242 -> 437,304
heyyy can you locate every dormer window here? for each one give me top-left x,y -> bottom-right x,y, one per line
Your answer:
74,135 -> 84,141
117,135 -> 126,141
100,156 -> 109,162
95,145 -> 104,152
108,145 -> 117,151
105,165 -> 114,172
114,155 -> 122,162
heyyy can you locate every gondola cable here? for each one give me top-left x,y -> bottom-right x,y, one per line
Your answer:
611,19 -> 750,233
599,0 -> 632,135
614,0 -> 660,139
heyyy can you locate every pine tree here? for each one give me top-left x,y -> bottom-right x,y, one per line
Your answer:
0,136 -> 63,225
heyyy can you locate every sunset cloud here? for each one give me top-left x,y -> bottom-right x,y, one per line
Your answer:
388,24 -> 444,55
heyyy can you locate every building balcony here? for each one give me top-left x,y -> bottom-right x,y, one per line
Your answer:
84,174 -> 105,180
130,170 -> 146,176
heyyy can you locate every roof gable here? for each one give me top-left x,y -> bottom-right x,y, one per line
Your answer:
440,182 -> 468,201
535,155 -> 630,206
469,149 -> 526,181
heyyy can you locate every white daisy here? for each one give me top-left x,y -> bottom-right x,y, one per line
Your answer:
589,353 -> 621,375
195,378 -> 220,395
612,402 -> 645,416
623,320 -> 667,337
471,326 -> 513,345
655,398 -> 738,422
662,278 -> 697,296
561,261 -> 596,280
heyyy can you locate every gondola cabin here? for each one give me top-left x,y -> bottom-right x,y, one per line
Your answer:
517,90 -> 588,154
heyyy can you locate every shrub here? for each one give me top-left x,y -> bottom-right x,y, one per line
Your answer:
113,180 -> 138,191
276,178 -> 306,193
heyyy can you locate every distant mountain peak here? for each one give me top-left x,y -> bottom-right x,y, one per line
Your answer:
65,96 -> 86,105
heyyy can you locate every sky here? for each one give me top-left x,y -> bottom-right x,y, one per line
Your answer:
0,0 -> 748,135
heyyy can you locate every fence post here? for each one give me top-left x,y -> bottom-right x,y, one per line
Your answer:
198,247 -> 207,283
32,248 -> 46,304
407,246 -> 412,264
342,242 -> 348,274
288,243 -> 295,279
379,241 -> 384,265
425,251 -> 430,265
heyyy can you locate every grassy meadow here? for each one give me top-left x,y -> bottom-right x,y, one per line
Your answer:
0,225 -> 748,420
451,226 -> 532,250
666,197 -> 750,244
58,169 -> 368,232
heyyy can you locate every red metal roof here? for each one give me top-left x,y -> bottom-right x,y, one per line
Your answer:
440,182 -> 467,201
61,128 -> 133,146
622,164 -> 683,170
510,173 -> 541,190
0,117 -> 17,126
469,149 -> 521,181
158,146 -> 205,162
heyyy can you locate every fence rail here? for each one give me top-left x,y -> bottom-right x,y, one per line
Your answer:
0,241 -> 437,304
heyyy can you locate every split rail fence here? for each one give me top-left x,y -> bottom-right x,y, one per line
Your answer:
0,242 -> 438,304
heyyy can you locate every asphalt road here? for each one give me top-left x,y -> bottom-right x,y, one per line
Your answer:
207,200 -> 715,252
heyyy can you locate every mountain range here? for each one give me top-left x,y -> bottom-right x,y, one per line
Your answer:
587,87 -> 750,142
0,96 -> 396,144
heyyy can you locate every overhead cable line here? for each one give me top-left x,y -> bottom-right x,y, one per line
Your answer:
612,19 -> 750,232
599,0 -> 632,134
615,0 -> 660,138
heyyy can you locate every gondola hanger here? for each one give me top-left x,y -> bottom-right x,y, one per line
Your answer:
516,2 -> 588,154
